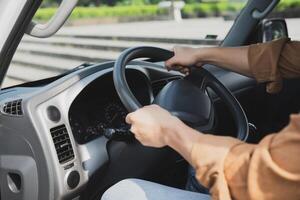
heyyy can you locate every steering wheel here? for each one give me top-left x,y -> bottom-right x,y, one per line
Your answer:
113,46 -> 249,141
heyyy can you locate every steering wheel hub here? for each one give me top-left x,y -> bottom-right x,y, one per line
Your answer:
154,79 -> 213,128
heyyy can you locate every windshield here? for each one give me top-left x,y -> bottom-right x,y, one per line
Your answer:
2,0 -> 300,88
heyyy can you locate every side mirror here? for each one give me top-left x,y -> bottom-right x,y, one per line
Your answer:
26,0 -> 78,38
262,18 -> 289,42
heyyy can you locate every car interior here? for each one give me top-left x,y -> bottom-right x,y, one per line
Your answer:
0,0 -> 299,200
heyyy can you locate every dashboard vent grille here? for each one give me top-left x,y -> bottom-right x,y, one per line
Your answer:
152,76 -> 182,95
2,99 -> 23,116
50,125 -> 75,164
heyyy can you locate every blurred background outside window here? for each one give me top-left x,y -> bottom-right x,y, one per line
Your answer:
3,0 -> 300,88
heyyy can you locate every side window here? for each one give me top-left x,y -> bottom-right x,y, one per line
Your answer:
3,1 -> 249,88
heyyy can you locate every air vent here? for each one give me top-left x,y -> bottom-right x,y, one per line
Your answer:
50,125 -> 75,164
152,76 -> 182,95
2,99 -> 23,116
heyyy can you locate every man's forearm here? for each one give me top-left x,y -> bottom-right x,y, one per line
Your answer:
164,116 -> 244,170
195,46 -> 253,77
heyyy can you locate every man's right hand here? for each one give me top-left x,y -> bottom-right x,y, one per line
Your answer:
165,46 -> 202,75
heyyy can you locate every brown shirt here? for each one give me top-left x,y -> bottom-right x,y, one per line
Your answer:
191,38 -> 300,200
249,38 -> 300,93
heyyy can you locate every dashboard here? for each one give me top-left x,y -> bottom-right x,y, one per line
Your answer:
68,70 -> 153,144
0,60 -> 256,200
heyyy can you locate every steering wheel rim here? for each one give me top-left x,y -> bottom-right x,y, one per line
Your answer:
113,46 -> 249,141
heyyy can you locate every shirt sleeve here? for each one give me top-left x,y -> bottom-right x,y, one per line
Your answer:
248,38 -> 300,93
191,114 -> 300,200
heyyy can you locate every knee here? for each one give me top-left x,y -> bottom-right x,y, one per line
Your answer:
101,179 -> 142,200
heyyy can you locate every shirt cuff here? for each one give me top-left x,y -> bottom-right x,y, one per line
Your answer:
248,38 -> 290,93
190,134 -> 243,199
223,143 -> 255,199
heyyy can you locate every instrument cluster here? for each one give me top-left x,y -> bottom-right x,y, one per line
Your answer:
68,70 -> 152,144
69,100 -> 128,144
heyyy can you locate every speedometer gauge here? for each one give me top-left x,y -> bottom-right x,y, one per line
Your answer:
104,102 -> 127,127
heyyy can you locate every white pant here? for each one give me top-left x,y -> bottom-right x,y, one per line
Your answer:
102,179 -> 211,200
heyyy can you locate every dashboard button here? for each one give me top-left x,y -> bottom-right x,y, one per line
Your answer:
47,106 -> 61,122
67,171 -> 80,189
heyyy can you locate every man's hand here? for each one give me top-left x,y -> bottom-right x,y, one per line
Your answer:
165,45 -> 252,78
125,105 -> 181,148
165,46 -> 202,74
126,105 -> 201,164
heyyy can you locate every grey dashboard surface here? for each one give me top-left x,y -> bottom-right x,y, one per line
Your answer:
0,61 -> 179,200
0,61 -> 256,200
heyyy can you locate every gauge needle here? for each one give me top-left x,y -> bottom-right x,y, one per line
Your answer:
109,113 -> 118,123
